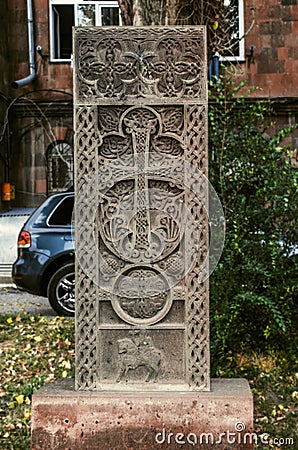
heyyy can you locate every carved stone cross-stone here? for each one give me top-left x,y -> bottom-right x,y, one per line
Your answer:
73,26 -> 209,391
31,26 -> 253,450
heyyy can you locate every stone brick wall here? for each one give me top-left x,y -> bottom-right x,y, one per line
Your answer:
244,0 -> 298,98
0,1 -> 9,95
8,0 -> 73,99
5,1 -> 73,207
8,103 -> 73,208
0,0 -> 9,209
6,0 -> 298,99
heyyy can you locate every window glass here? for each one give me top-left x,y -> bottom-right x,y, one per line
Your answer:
47,142 -> 74,195
101,6 -> 120,26
48,196 -> 74,227
50,1 -> 121,61
53,5 -> 74,60
175,0 -> 244,60
77,5 -> 96,26
222,0 -> 244,60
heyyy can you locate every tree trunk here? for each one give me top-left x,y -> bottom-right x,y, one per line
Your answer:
118,0 -> 134,25
118,0 -> 167,26
135,0 -> 166,25
165,0 -> 177,24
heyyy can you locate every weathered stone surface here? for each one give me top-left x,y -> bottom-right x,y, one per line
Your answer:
73,26 -> 210,391
31,378 -> 254,450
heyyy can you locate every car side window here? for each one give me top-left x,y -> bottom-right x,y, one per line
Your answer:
48,196 -> 74,226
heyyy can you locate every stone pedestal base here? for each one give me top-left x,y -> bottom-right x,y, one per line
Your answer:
31,378 -> 254,449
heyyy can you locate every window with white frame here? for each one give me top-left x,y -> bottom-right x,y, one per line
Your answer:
50,1 -> 121,61
221,0 -> 245,61
175,0 -> 245,61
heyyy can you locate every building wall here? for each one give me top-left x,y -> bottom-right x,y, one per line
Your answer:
243,0 -> 298,159
10,104 -> 73,207
8,0 -> 73,99
6,0 -> 73,208
0,0 -> 9,101
244,0 -> 298,98
0,0 -> 10,210
1,0 -> 297,207
7,0 -> 298,99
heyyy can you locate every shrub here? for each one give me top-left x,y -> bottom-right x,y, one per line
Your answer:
208,77 -> 298,369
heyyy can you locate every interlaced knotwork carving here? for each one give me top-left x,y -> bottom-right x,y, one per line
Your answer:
75,106 -> 99,389
74,26 -> 209,390
183,104 -> 209,390
75,27 -> 206,102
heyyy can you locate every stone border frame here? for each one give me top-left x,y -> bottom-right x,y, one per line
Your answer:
73,26 -> 209,390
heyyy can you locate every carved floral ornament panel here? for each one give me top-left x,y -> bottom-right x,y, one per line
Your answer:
74,26 -> 207,102
73,27 -> 217,390
76,103 -> 207,328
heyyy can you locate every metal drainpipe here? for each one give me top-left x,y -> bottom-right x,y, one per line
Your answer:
11,0 -> 36,88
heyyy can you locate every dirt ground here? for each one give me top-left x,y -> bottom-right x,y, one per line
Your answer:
0,287 -> 55,316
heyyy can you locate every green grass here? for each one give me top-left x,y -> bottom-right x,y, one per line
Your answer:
0,314 -> 297,449
0,314 -> 74,449
216,352 -> 297,449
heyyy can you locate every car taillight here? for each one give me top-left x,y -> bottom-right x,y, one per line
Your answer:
18,231 -> 31,248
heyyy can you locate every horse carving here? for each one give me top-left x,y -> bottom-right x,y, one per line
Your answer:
116,332 -> 162,383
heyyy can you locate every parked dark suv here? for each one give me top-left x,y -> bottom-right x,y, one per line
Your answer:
12,192 -> 75,316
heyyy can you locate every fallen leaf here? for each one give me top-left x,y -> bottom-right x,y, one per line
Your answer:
15,394 -> 24,404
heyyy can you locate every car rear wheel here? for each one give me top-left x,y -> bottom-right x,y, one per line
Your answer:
48,263 -> 75,316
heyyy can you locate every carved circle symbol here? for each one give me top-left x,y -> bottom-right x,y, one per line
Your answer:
74,153 -> 225,293
111,267 -> 172,326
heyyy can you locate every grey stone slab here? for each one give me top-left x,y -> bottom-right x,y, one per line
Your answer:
73,26 -> 210,391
